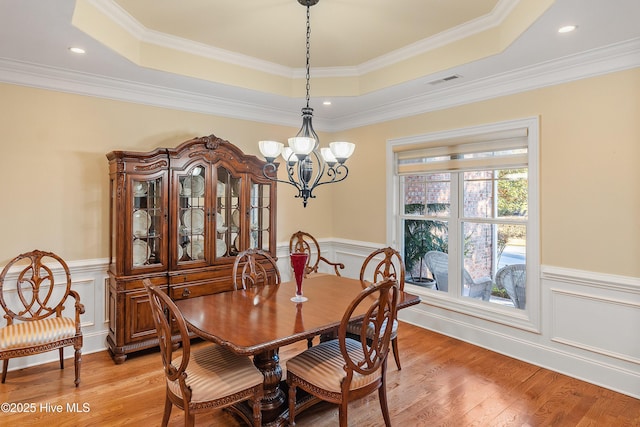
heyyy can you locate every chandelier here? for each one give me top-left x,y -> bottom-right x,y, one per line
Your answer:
258,0 -> 355,208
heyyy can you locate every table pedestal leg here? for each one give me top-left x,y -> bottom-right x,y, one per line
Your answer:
254,349 -> 285,414
245,349 -> 288,426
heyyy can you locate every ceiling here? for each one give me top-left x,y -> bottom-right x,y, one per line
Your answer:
1,0 -> 639,132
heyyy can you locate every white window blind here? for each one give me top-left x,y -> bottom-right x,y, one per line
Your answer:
395,128 -> 528,174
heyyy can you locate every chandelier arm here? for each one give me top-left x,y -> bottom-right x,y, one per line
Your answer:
308,164 -> 350,190
262,164 -> 303,192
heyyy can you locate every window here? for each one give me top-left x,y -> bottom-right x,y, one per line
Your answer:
388,118 -> 539,325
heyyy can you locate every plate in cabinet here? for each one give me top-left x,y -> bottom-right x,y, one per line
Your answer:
132,239 -> 150,266
182,175 -> 205,197
186,239 -> 204,260
216,239 -> 227,257
133,210 -> 151,237
232,209 -> 240,228
183,208 -> 205,232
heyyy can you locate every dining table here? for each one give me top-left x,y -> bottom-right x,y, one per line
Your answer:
175,274 -> 420,426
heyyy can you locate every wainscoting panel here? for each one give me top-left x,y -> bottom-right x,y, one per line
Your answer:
3,243 -> 638,399
551,289 -> 640,364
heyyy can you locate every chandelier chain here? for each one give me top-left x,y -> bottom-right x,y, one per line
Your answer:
305,4 -> 311,108
259,0 -> 354,207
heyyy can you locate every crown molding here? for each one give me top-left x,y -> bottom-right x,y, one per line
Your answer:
89,0 -> 519,79
332,37 -> 640,131
357,0 -> 520,75
0,58 -> 303,128
87,0 -> 295,78
0,38 -> 638,132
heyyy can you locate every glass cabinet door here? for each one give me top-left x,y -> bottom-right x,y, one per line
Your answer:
216,166 -> 241,258
177,166 -> 207,263
131,177 -> 163,268
249,181 -> 271,251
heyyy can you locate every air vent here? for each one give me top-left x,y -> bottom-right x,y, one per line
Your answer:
427,74 -> 462,85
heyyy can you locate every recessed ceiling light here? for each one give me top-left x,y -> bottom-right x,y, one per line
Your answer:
68,47 -> 86,54
322,101 -> 332,106
558,25 -> 577,33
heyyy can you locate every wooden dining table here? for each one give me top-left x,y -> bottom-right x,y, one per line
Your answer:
175,274 -> 420,426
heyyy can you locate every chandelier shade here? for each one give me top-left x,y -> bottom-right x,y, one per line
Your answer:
258,0 -> 355,207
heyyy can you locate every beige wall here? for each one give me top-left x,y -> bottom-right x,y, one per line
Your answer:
0,83 -> 332,264
1,67 -> 638,277
334,68 -> 640,277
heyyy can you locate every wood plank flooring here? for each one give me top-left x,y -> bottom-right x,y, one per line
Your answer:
1,323 -> 638,426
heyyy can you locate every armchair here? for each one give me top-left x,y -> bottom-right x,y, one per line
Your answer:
289,231 -> 344,277
0,250 -> 84,386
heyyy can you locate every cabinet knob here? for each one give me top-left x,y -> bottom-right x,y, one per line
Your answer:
182,288 -> 191,298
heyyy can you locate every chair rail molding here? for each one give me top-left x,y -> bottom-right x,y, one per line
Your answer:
4,249 -> 638,399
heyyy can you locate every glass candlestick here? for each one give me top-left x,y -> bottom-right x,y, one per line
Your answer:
290,252 -> 309,302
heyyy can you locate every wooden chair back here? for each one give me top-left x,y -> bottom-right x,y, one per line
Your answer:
232,249 -> 281,290
0,249 -> 84,386
359,247 -> 405,291
338,278 -> 399,381
143,280 -> 190,387
289,231 -> 344,277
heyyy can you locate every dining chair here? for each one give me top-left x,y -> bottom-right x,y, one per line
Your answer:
495,264 -> 526,309
289,231 -> 344,277
290,231 -> 344,348
143,280 -> 264,427
347,247 -> 405,370
424,251 -> 493,300
286,278 -> 399,427
0,250 -> 84,386
232,248 -> 281,290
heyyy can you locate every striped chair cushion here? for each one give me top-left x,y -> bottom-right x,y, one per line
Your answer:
0,317 -> 77,350
167,344 -> 263,404
286,338 -> 381,393
345,318 -> 398,339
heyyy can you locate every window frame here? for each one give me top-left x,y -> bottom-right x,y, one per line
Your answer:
386,117 -> 540,332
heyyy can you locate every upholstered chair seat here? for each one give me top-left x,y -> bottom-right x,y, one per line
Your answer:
346,317 -> 398,343
0,317 -> 77,349
166,344 -> 264,404
286,338 -> 381,393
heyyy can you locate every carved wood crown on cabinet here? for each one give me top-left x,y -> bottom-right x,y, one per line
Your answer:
106,134 -> 278,363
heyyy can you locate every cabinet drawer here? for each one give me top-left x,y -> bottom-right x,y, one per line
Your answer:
170,280 -> 233,300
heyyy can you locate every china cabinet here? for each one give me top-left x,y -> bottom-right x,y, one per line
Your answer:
106,134 -> 277,363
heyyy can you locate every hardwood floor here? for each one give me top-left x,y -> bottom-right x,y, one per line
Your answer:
1,323 -> 638,426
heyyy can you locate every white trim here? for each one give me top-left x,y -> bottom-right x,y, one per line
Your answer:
0,39 -> 637,132
2,249 -> 638,398
356,0 -> 520,75
338,38 -> 640,131
89,0 -> 520,78
386,117 -> 541,330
